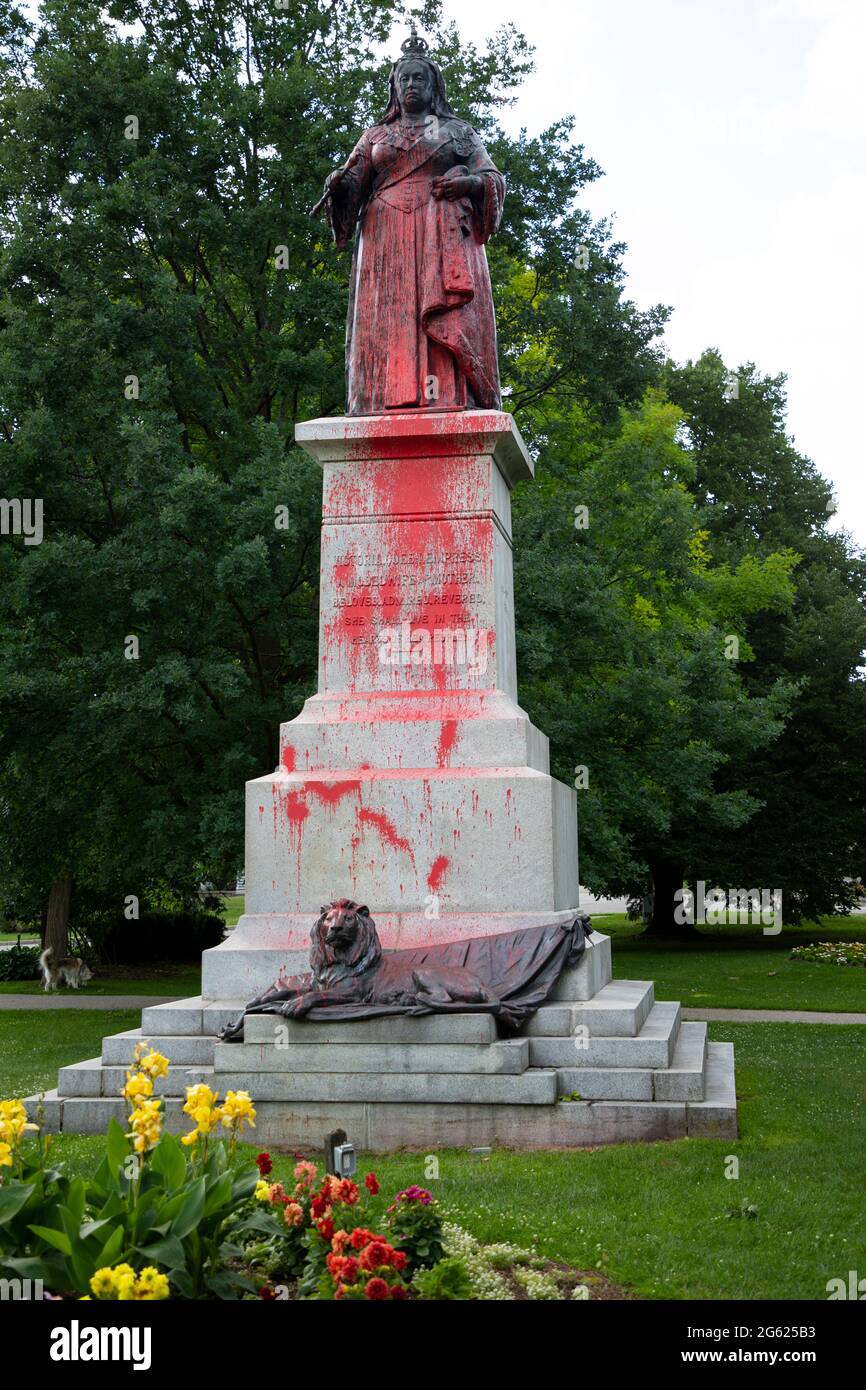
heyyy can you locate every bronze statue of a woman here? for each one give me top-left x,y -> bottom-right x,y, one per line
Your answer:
313,28 -> 505,416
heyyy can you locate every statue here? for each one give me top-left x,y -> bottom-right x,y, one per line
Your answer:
311,26 -> 505,416
219,902 -> 594,1040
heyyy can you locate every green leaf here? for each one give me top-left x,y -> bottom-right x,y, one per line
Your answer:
66,1176 -> 86,1225
170,1176 -> 206,1239
1,1255 -> 58,1284
95,1224 -> 125,1269
105,1117 -> 129,1172
203,1172 -> 232,1218
0,1185 -> 32,1225
135,1235 -> 186,1269
27,1224 -> 72,1255
150,1133 -> 186,1191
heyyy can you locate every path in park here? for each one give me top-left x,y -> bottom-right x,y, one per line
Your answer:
0,994 -> 864,1023
682,1006 -> 866,1024
0,995 -> 179,1010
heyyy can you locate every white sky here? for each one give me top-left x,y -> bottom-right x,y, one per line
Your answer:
442,0 -> 866,546
16,1 -> 864,545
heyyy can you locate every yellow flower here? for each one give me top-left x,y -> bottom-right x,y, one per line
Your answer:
192,1104 -> 219,1134
128,1097 -> 162,1154
90,1267 -> 118,1299
136,1049 -> 169,1081
122,1071 -> 154,1103
0,1142 -> 12,1169
113,1264 -> 138,1301
134,1267 -> 169,1301
181,1129 -> 199,1147
254,1179 -> 271,1201
219,1090 -> 256,1133
183,1082 -> 219,1117
182,1082 -> 221,1145
0,1099 -> 38,1146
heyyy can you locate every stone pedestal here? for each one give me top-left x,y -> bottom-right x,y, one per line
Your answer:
202,411 -> 579,999
33,416 -> 738,1149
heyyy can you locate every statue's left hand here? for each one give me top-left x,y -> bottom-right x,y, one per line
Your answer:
432,172 -> 480,201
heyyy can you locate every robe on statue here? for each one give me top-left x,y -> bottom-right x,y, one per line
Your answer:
326,117 -> 505,415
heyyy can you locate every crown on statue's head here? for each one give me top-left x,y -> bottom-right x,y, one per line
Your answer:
400,22 -> 430,57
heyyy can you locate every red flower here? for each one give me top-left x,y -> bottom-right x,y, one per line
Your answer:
390,1284 -> 407,1300
258,1285 -> 276,1300
316,1217 -> 335,1242
349,1227 -> 377,1251
364,1172 -> 380,1195
359,1240 -> 392,1273
333,1178 -> 359,1206
391,1249 -> 407,1272
342,1256 -> 360,1284
255,1152 -> 273,1177
365,1277 -> 389,1300
310,1195 -> 331,1220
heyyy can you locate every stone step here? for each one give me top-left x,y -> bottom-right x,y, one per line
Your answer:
24,1040 -> 737,1145
213,1037 -> 529,1076
685,1041 -> 738,1138
242,1009 -> 499,1046
58,1060 -> 213,1099
554,1021 -> 709,1101
140,998 -> 243,1037
523,980 -> 655,1038
21,1090 -> 694,1147
653,1021 -> 708,1101
549,931 -> 612,1001
529,1000 -> 682,1069
102,1029 -> 216,1067
208,1068 -> 557,1105
555,1066 -> 654,1101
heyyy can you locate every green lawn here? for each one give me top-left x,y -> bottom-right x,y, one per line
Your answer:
218,895 -> 244,929
4,1010 -> 864,1300
0,967 -> 202,997
597,914 -> 866,1012
0,1009 -> 140,1096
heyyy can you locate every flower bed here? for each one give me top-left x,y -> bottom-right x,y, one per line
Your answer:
789,942 -> 866,968
1,1046 -> 605,1301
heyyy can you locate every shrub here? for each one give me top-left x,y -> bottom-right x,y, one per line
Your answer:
0,945 -> 40,982
385,1185 -> 445,1273
412,1255 -> 473,1300
82,911 -> 225,965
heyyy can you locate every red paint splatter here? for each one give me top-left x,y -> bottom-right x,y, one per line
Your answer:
357,807 -> 414,859
305,778 -> 361,807
436,719 -> 458,766
427,855 -> 449,892
281,745 -> 296,772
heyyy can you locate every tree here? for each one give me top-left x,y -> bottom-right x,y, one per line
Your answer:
0,0 -> 669,940
663,351 -> 866,922
512,390 -> 798,933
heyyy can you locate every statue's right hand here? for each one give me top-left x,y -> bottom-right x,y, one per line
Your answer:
325,168 -> 346,192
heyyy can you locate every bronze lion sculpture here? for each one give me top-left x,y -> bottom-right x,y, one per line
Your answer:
220,899 -> 492,1039
219,899 -> 593,1040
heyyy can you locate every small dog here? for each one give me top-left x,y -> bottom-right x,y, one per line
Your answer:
38,947 -> 93,992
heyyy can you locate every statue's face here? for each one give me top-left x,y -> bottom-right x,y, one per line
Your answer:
396,60 -> 433,116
